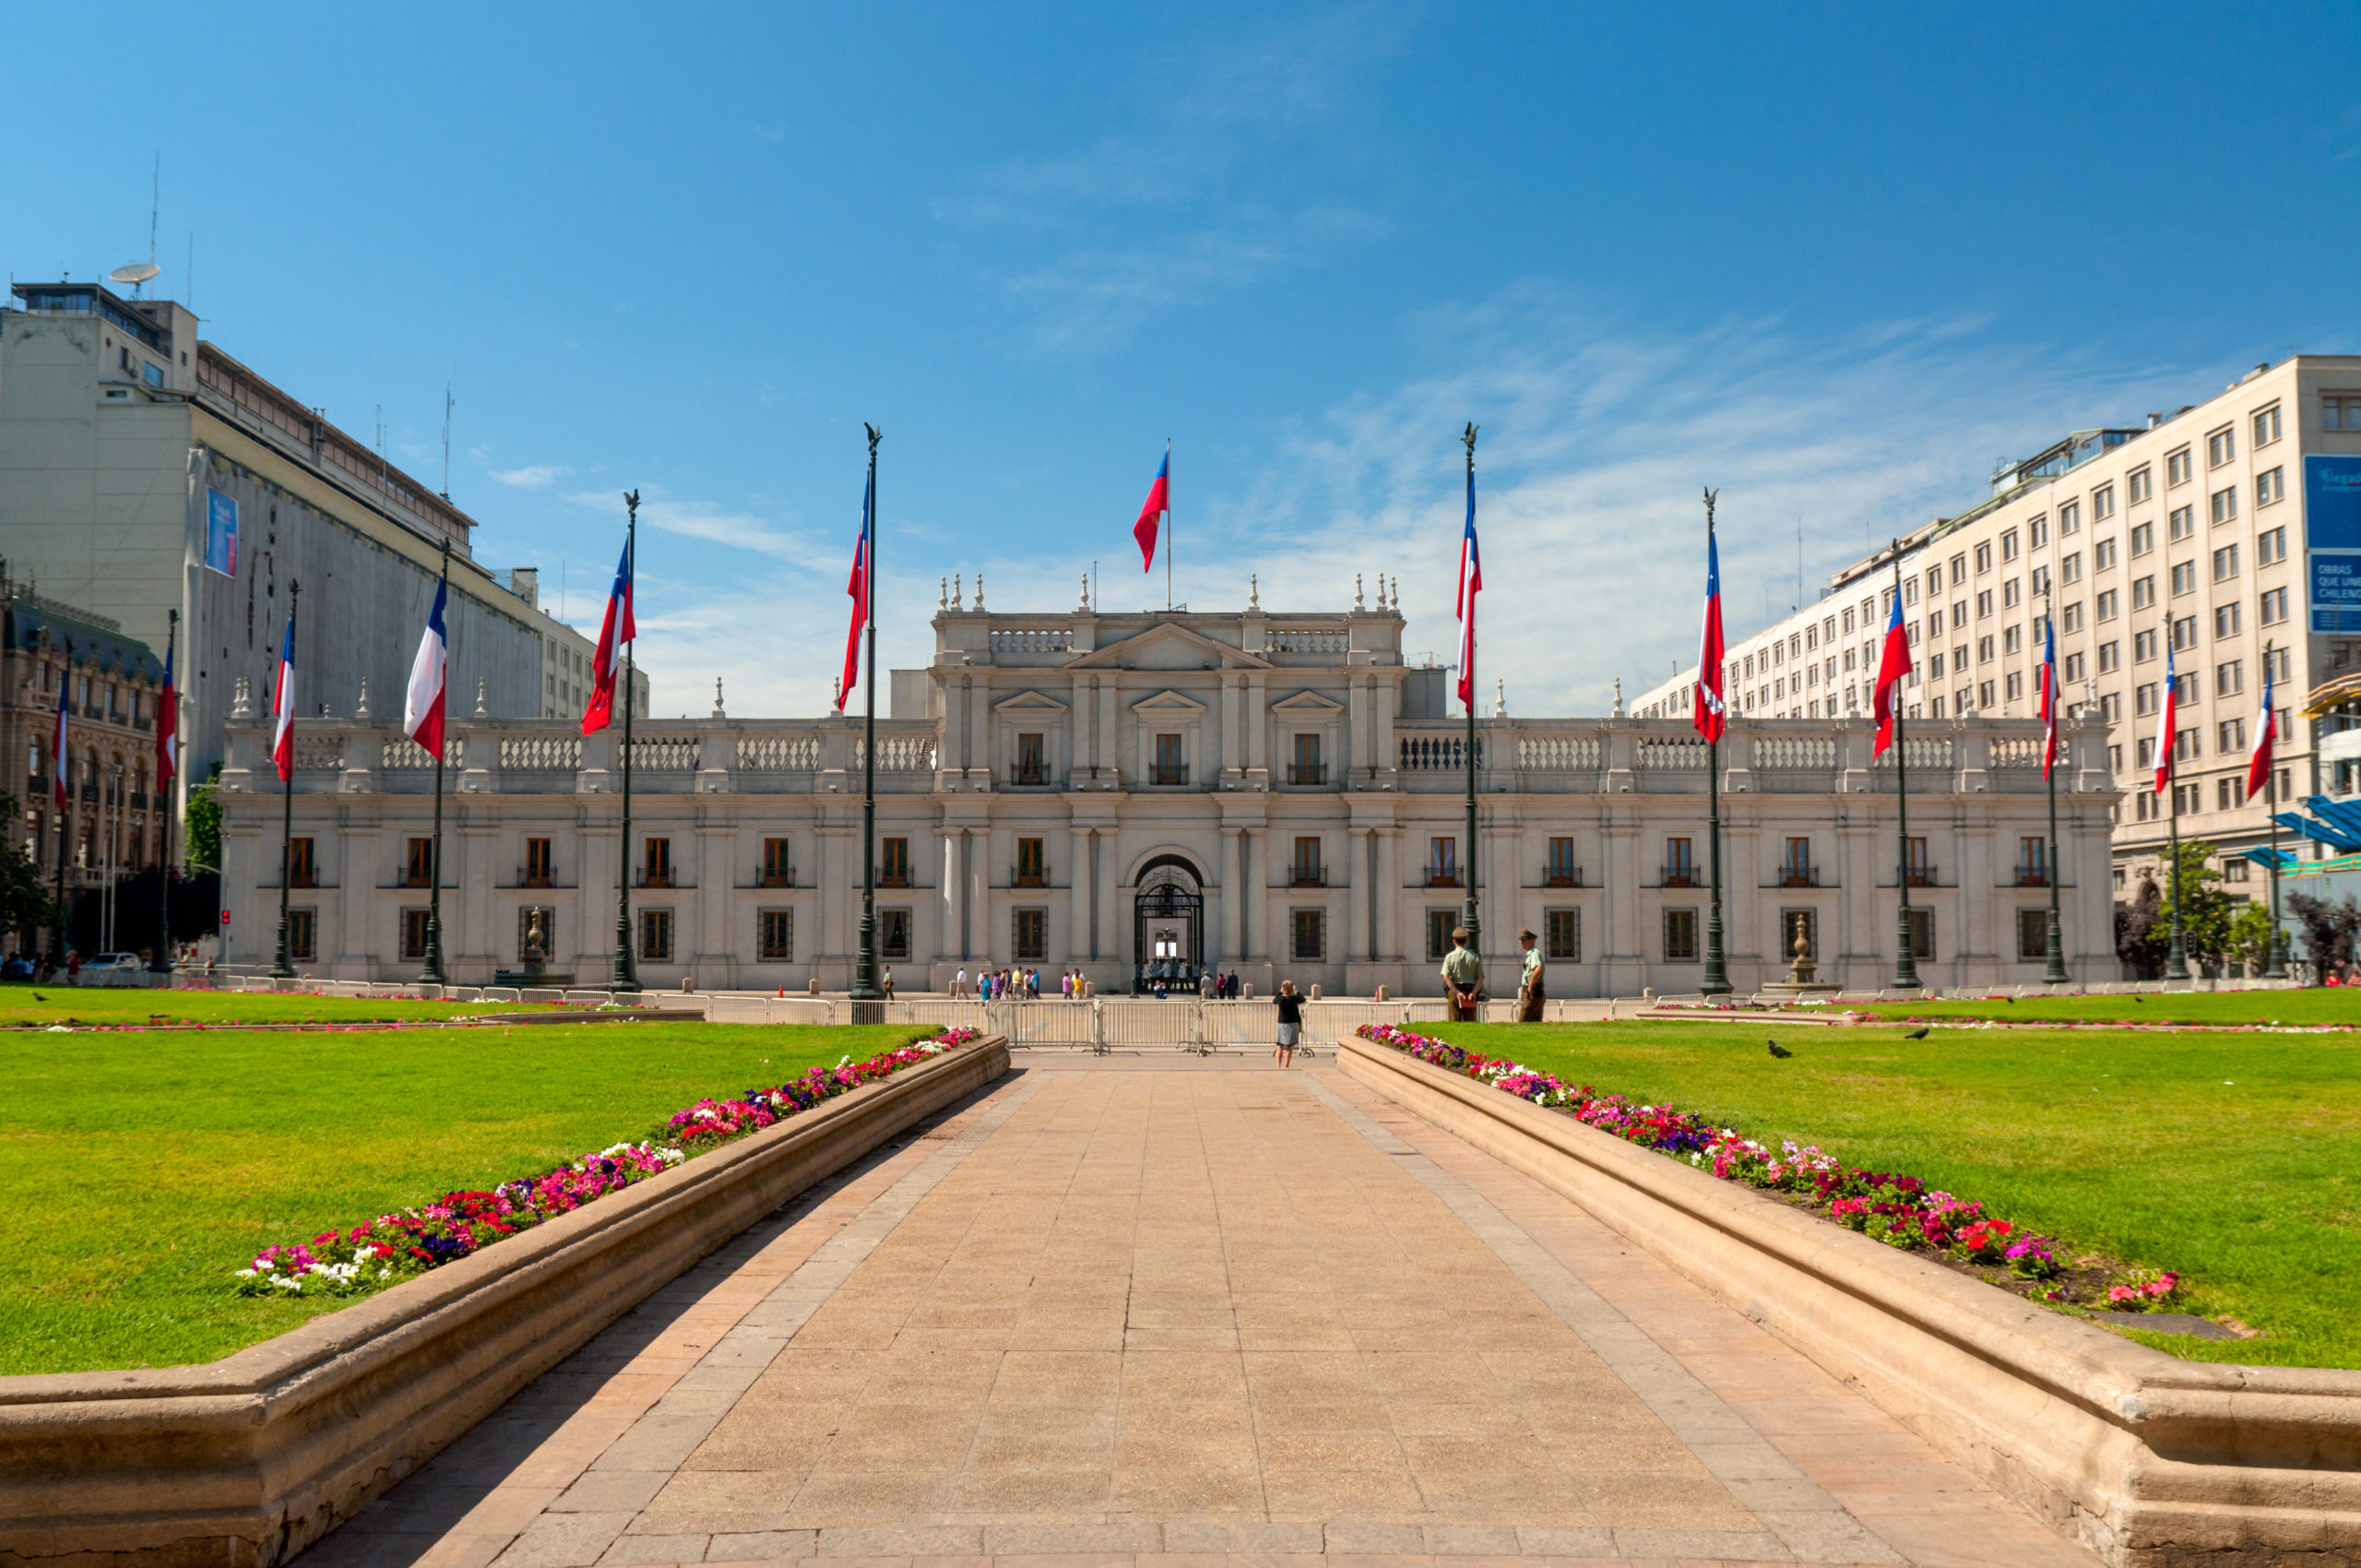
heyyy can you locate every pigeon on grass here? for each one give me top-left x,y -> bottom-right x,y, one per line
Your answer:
1904,1027 -> 1929,1040
1766,1039 -> 1793,1059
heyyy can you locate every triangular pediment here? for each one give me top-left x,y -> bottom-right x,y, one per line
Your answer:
993,688 -> 1071,715
1068,621 -> 1272,671
1131,688 -> 1209,716
1270,689 -> 1346,714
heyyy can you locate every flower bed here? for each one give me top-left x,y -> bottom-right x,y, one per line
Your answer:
235,1028 -> 979,1298
1359,1023 -> 2186,1315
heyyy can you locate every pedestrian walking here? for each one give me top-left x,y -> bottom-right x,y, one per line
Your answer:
1515,927 -> 1545,1022
1442,927 -> 1481,1021
1275,980 -> 1302,1066
882,964 -> 895,1000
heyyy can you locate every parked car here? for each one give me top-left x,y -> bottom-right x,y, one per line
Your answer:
81,953 -> 149,987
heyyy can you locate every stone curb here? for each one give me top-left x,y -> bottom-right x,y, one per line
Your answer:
1336,1035 -> 2361,1568
0,1037 -> 1013,1568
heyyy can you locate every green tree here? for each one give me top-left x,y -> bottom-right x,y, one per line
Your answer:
0,792 -> 55,941
185,763 -> 222,873
2226,898 -> 2280,972
2147,838 -> 2236,965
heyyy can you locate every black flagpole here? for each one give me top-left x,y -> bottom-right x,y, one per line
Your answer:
1700,490 -> 1731,997
1462,423 -> 1481,984
611,494 -> 641,992
2042,585 -> 2070,985
852,426 -> 884,1020
51,638 -> 74,973
2264,639 -> 2288,979
1887,544 -> 1919,991
272,582 -> 300,979
421,538 -> 451,986
2163,617 -> 2189,982
151,611 -> 177,977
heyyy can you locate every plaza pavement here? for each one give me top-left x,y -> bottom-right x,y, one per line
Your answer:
307,1051 -> 2102,1568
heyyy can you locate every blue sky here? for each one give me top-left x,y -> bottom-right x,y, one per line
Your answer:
11,3 -> 2359,715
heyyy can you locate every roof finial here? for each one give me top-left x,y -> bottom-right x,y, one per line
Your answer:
474,676 -> 488,716
1493,678 -> 1506,718
1248,573 -> 1260,612
1354,573 -> 1365,612
939,576 -> 947,610
952,573 -> 962,610
973,572 -> 985,610
711,676 -> 726,719
1612,677 -> 1624,717
355,675 -> 370,719
1079,572 -> 1091,610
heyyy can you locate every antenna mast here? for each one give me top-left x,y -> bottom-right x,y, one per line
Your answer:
441,381 -> 454,500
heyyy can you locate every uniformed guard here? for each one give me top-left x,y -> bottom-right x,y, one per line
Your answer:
1441,926 -> 1482,1020
1515,927 -> 1544,1021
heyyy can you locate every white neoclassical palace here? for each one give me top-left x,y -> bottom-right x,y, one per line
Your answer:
215,598 -> 2118,994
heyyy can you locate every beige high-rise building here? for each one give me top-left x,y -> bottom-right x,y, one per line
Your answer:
0,278 -> 641,796
1637,354 -> 2361,901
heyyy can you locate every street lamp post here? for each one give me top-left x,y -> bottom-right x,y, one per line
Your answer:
850,426 -> 885,1024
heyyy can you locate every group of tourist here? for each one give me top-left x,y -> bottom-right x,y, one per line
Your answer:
949,967 -> 1052,1000
1145,969 -> 1244,1000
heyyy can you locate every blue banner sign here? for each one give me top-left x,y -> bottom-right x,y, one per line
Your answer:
203,487 -> 239,577
2307,457 -> 2361,632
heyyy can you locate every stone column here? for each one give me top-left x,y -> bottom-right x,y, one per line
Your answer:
1221,675 -> 1242,788
1359,826 -> 1379,963
1376,827 -> 1401,960
1221,827 -> 1243,961
458,813 -> 497,984
1243,826 -> 1265,959
1347,677 -> 1368,787
969,822 -> 991,964
1069,825 -> 1092,965
1099,680 -> 1121,787
696,813 -> 732,987
1096,826 -> 1119,963
943,829 -> 963,962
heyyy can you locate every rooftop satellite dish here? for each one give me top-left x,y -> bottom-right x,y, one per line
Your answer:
109,262 -> 160,292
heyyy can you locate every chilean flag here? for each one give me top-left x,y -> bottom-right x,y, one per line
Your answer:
2037,612 -> 2058,779
156,638 -> 177,790
2153,637 -> 2177,795
51,651 -> 70,811
404,576 -> 449,756
270,615 -> 297,784
2245,651 -> 2276,802
581,536 -> 635,736
1693,529 -> 1726,743
1455,458 -> 1482,712
1133,447 -> 1169,572
1870,588 -> 1912,755
836,469 -> 872,712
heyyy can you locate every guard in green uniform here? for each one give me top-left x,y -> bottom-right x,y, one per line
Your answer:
1515,927 -> 1544,1021
1442,927 -> 1483,1020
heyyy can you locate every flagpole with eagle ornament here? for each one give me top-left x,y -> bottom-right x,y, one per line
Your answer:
272,582 -> 300,979
2157,618 -> 2189,981
612,494 -> 641,992
851,425 -> 884,1021
2039,583 -> 2069,984
50,637 -> 74,971
1696,490 -> 1731,996
410,539 -> 453,985
150,609 -> 178,976
1875,543 -> 1919,991
1459,423 -> 1481,968
2256,639 -> 2288,978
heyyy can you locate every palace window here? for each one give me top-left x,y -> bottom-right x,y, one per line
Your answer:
1014,731 -> 1048,786
288,837 -> 315,889
526,837 -> 553,887
1547,837 -> 1578,886
400,909 -> 431,960
639,908 -> 673,962
1014,909 -> 1047,961
880,836 -> 909,886
758,909 -> 793,961
1428,837 -> 1458,886
406,837 -> 433,888
1426,909 -> 1457,962
1665,836 -> 1695,886
1662,908 -> 1698,963
1016,837 -> 1046,887
1290,909 -> 1325,962
2016,909 -> 2049,961
1152,732 -> 1186,786
761,837 -> 790,886
1546,909 -> 1580,960
1290,836 -> 1323,887
880,908 -> 910,959
288,909 -> 316,963
1290,731 -> 1323,786
643,837 -> 672,888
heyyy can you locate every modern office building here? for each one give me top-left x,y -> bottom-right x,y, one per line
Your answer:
1635,354 -> 2361,896
215,599 -> 2115,994
0,279 -> 641,795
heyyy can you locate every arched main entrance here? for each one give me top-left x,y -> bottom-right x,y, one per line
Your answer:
1132,855 -> 1204,994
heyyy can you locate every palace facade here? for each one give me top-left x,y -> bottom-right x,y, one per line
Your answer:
216,601 -> 2118,995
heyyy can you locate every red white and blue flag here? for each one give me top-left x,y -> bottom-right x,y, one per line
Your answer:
1133,446 -> 1169,572
155,637 -> 177,790
271,615 -> 297,783
2246,651 -> 2277,802
1693,529 -> 1726,743
1871,588 -> 1912,755
404,575 -> 449,756
581,536 -> 635,736
2037,611 -> 2058,778
51,650 -> 70,810
1455,458 -> 1482,712
2153,637 -> 2177,795
836,469 -> 873,713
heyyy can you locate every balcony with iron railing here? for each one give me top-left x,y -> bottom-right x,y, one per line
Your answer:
1424,864 -> 1460,887
1287,763 -> 1328,787
1150,765 -> 1189,787
1011,763 -> 1054,787
1288,865 -> 1328,888
2014,864 -> 2051,887
1542,865 -> 1584,888
1775,864 -> 1823,889
1013,865 -> 1050,889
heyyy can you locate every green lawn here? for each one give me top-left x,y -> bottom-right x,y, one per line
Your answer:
0,983 -> 575,1027
1790,990 -> 2361,1028
1,1021 -> 938,1375
1424,1020 -> 2361,1369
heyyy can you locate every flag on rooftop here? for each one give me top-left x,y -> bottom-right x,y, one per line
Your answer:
1133,447 -> 1169,573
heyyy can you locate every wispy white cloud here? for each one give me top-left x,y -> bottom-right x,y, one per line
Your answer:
492,463 -> 570,489
560,486 -> 830,570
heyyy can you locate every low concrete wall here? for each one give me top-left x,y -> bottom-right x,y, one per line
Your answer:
0,1038 -> 1011,1568
1337,1036 -> 2361,1568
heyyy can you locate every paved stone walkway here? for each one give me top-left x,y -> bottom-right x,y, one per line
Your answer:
313,1057 -> 2100,1568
